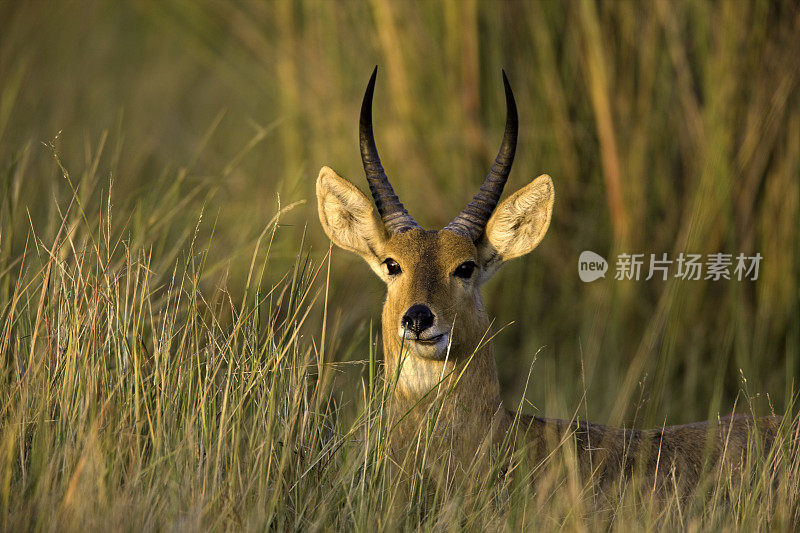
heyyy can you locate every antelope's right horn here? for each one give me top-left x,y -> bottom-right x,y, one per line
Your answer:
359,66 -> 420,234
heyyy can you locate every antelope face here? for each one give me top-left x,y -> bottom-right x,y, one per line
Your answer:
317,67 -> 554,363
378,227 -> 482,360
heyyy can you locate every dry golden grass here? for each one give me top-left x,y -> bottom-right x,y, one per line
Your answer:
1,1 -> 798,529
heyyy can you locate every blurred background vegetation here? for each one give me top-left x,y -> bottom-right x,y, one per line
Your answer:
1,0 -> 798,427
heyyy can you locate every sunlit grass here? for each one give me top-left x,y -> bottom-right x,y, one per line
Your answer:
0,139 -> 796,530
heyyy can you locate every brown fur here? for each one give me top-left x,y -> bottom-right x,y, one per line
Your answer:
316,165 -> 779,494
514,414 -> 779,494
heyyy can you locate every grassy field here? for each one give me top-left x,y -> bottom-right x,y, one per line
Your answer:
1,0 -> 799,529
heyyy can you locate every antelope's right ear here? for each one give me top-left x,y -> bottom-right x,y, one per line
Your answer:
316,166 -> 388,272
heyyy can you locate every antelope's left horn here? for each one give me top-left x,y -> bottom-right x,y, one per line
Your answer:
444,70 -> 518,240
360,66 -> 420,234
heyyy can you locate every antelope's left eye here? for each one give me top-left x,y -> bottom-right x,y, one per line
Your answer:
453,261 -> 476,279
383,258 -> 402,276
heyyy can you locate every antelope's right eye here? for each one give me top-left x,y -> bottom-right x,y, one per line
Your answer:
383,258 -> 402,276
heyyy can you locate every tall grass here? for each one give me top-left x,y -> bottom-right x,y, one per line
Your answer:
1,0 -> 799,528
0,139 -> 798,529
1,138 -> 798,529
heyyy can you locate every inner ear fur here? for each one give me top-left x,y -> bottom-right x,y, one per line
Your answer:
480,174 -> 554,267
316,166 -> 388,272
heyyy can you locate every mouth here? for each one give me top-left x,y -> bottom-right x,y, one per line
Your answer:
409,333 -> 445,345
398,329 -> 450,346
397,330 -> 451,359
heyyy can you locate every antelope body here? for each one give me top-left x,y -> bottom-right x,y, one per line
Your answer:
316,67 -> 778,492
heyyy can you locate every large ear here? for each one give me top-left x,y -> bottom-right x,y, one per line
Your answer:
479,174 -> 554,275
316,166 -> 388,274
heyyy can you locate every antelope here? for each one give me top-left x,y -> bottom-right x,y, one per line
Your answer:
316,67 -> 780,493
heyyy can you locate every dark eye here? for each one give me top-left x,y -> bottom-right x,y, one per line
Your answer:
383,258 -> 402,276
453,261 -> 476,279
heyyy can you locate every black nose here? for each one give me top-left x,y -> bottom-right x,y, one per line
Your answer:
401,304 -> 435,336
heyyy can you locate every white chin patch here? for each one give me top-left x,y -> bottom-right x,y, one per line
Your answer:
393,336 -> 453,395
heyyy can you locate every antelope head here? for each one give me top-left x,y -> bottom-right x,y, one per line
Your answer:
317,68 -> 554,400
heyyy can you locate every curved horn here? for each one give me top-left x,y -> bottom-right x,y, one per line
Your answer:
444,70 -> 518,240
360,66 -> 420,234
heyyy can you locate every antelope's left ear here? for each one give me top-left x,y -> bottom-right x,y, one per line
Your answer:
316,166 -> 389,275
479,174 -> 554,273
